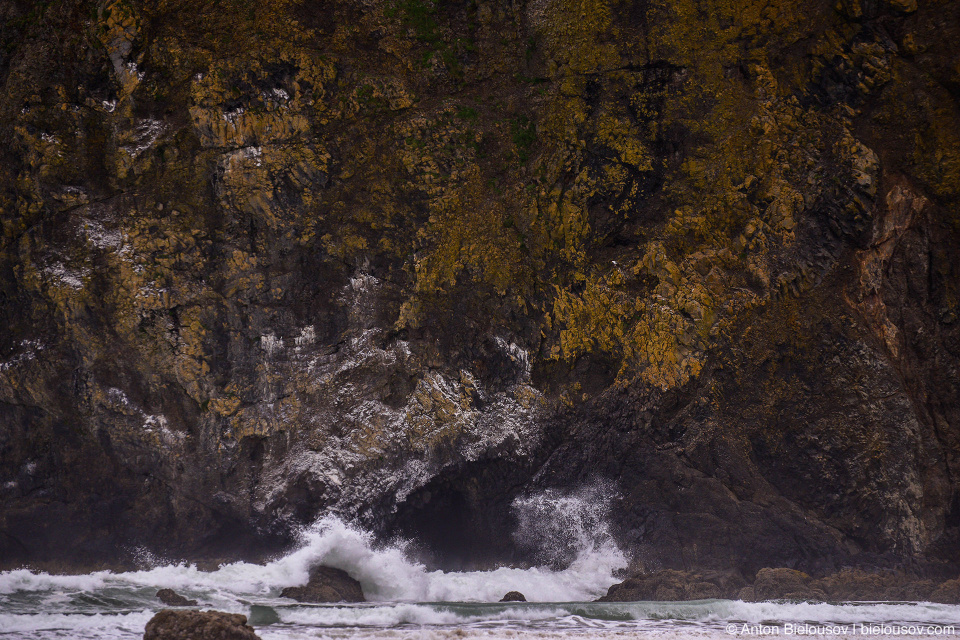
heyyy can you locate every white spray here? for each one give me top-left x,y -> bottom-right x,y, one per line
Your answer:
0,485 -> 627,603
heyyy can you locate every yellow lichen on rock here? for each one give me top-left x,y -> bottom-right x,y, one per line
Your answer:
593,112 -> 653,172
528,0 -> 618,75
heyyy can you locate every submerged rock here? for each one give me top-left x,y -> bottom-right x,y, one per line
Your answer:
143,610 -> 260,640
280,566 -> 365,603
247,605 -> 281,626
156,588 -> 198,606
499,591 -> 526,602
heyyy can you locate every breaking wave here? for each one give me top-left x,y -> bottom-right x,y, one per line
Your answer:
0,483 -> 628,604
2,484 -> 959,639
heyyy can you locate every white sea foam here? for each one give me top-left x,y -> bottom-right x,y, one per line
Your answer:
259,630 -> 725,640
277,603 -> 571,627
0,610 -> 153,634
259,600 -> 960,629
703,599 -> 960,625
512,482 -> 620,569
159,514 -> 623,602
2,489 -> 959,640
0,569 -> 111,595
0,485 -> 626,603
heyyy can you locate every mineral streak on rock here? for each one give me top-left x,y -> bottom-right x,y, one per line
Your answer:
0,0 -> 958,579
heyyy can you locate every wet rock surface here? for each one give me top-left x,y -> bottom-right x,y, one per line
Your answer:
280,566 -> 365,603
602,568 -> 960,602
143,610 -> 260,640
930,579 -> 960,605
812,569 -> 929,601
0,0 -> 958,581
752,569 -> 825,602
500,591 -> 527,602
156,588 -> 198,607
597,570 -> 744,602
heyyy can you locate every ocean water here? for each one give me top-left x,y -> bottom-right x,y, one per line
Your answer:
2,494 -> 959,639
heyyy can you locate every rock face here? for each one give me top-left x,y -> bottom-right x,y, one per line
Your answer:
0,0 -> 958,579
812,569 -> 931,601
598,570 -> 744,602
930,579 -> 960,605
500,591 -> 527,602
156,588 -> 198,607
752,568 -> 825,601
280,566 -> 365,603
143,610 -> 260,640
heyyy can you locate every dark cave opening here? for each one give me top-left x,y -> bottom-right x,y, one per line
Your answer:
387,460 -> 529,572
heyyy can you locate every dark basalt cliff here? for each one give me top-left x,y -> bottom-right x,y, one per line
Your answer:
0,0 -> 958,577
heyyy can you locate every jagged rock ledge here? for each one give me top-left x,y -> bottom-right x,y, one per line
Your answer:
598,569 -> 960,603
